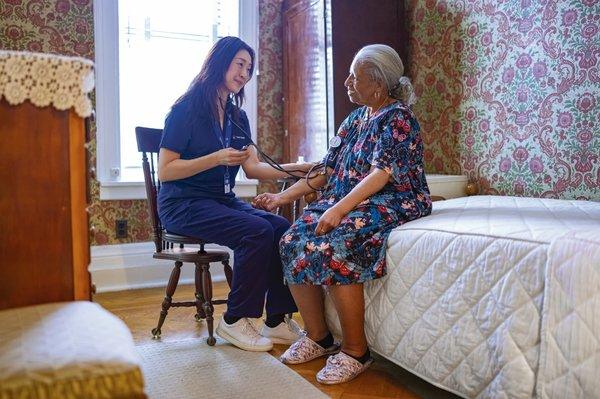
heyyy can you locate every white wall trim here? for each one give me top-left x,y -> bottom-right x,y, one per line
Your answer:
90,241 -> 232,293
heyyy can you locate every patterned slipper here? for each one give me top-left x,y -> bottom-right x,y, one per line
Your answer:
280,335 -> 340,365
316,352 -> 374,384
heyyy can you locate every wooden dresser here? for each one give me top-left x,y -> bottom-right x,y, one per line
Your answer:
0,51 -> 94,310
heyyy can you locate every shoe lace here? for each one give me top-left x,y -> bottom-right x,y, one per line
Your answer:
285,316 -> 305,336
241,318 -> 261,339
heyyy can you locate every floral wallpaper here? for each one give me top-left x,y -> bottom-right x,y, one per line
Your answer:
1,0 -> 92,56
1,0 -> 286,245
407,0 -> 599,200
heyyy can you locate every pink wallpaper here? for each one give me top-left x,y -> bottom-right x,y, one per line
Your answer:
407,0 -> 599,200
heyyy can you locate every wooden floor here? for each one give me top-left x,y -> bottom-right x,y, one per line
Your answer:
94,282 -> 458,399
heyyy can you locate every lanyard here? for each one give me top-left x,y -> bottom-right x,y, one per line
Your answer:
213,114 -> 233,193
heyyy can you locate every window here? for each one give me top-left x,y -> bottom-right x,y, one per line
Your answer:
94,0 -> 258,200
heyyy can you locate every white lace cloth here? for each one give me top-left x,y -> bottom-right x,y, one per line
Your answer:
0,50 -> 94,118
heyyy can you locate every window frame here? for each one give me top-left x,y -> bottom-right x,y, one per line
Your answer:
93,0 -> 258,200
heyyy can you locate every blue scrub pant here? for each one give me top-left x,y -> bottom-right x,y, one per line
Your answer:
159,196 -> 298,318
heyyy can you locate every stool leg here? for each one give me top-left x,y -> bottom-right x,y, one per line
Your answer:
223,260 -> 233,288
152,261 -> 182,339
199,262 -> 216,346
194,262 -> 206,322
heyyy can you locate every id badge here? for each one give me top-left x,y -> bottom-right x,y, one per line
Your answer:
224,172 -> 231,193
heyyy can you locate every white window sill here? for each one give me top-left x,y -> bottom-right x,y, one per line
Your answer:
99,179 -> 259,200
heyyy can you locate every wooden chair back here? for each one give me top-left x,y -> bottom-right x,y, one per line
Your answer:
135,126 -> 165,253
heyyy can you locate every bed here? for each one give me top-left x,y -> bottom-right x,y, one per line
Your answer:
324,195 -> 600,398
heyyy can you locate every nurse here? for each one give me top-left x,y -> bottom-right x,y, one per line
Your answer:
157,36 -> 309,351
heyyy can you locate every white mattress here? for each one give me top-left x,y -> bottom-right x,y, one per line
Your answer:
324,195 -> 600,398
398,195 -> 600,243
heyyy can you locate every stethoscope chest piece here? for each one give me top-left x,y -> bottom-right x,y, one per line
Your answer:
329,136 -> 342,148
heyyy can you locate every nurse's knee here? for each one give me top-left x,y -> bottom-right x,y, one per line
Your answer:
271,215 -> 291,239
244,217 -> 274,244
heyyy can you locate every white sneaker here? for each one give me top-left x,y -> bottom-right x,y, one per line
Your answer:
259,316 -> 305,345
216,317 -> 273,352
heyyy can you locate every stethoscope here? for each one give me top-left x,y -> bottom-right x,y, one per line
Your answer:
226,112 -> 340,192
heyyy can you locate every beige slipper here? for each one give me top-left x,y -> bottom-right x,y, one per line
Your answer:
316,351 -> 373,384
280,335 -> 340,365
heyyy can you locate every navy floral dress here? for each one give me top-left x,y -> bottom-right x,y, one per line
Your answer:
280,101 -> 432,285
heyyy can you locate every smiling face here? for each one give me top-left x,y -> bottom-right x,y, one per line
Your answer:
344,61 -> 383,108
222,49 -> 252,95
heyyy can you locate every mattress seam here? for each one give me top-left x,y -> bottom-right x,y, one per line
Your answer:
393,227 -> 552,245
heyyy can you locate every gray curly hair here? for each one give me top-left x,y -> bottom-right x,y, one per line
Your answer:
352,44 -> 417,106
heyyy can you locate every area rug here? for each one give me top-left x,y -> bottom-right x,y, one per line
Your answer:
136,338 -> 328,399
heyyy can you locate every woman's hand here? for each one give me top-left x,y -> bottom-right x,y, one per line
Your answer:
315,206 -> 345,235
214,147 -> 250,166
252,192 -> 286,212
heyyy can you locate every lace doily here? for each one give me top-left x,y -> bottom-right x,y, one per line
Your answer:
0,50 -> 94,118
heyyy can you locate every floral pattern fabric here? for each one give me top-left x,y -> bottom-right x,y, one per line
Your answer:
280,102 -> 432,285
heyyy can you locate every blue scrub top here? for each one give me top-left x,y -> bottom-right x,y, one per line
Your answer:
157,98 -> 252,203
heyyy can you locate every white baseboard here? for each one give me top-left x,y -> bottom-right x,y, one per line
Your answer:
89,241 -> 232,293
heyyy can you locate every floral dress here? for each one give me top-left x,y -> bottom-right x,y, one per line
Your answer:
280,101 -> 432,285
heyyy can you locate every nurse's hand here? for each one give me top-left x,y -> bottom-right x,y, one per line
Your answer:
252,192 -> 284,212
315,206 -> 344,235
215,147 -> 250,166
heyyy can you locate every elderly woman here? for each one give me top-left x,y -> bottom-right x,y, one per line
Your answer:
253,44 -> 431,383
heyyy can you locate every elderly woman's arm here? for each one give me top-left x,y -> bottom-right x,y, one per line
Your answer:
252,172 -> 328,211
315,168 -> 389,235
242,146 -> 314,180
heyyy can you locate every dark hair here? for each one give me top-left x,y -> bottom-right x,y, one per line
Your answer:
173,36 -> 255,125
